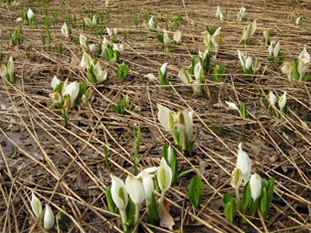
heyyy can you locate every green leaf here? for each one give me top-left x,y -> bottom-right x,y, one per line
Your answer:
88,64 -> 98,84
292,59 -> 299,80
224,200 -> 237,223
260,187 -> 268,218
176,168 -> 194,180
75,81 -> 87,105
304,75 -> 311,82
157,34 -> 164,43
106,187 -> 118,214
116,64 -> 129,80
189,56 -> 200,75
212,65 -> 225,82
223,193 -> 235,204
126,198 -> 135,227
187,175 -> 203,209
54,83 -> 63,95
146,193 -> 159,224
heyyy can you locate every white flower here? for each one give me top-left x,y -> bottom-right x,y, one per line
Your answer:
278,92 -> 287,111
110,175 -> 128,211
79,34 -> 88,50
43,204 -> 55,230
245,57 -> 253,70
92,15 -> 97,26
249,20 -> 257,36
183,110 -> 193,140
178,69 -> 191,84
269,91 -> 277,106
105,0 -> 109,7
148,16 -> 156,30
80,52 -> 92,69
230,167 -> 242,190
194,62 -> 203,82
211,27 -> 222,49
157,104 -> 174,132
157,158 -> 172,193
125,175 -> 145,205
94,62 -> 108,83
163,29 -> 171,45
225,101 -> 240,112
274,41 -> 281,57
237,50 -> 252,71
31,192 -> 42,218
281,61 -> 292,80
51,76 -> 61,90
238,50 -> 246,69
240,20 -> 257,43
61,23 -> 69,39
89,44 -> 96,53
237,7 -> 245,22
63,81 -> 80,107
160,62 -> 167,77
7,56 -> 14,78
263,29 -> 269,44
295,16 -> 302,25
0,64 -> 7,79
27,8 -> 34,20
144,73 -> 157,82
215,6 -> 223,20
173,30 -> 182,44
268,41 -> 274,56
236,142 -> 251,184
84,17 -> 92,26
107,27 -> 112,37
250,174 -> 262,201
136,167 -> 159,179
141,171 -> 155,204
113,44 -> 123,54
298,45 -> 310,80
16,17 -> 22,23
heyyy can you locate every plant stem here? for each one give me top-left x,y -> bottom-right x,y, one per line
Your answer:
133,204 -> 140,233
157,192 -> 165,216
120,210 -> 128,233
235,188 -> 240,204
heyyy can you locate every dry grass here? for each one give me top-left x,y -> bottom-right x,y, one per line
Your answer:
1,0 -> 311,232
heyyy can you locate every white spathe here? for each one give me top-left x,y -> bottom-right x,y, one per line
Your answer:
163,29 -> 171,45
160,63 -> 168,76
43,204 -> 55,230
141,171 -> 155,203
31,192 -> 42,218
7,56 -> 14,78
236,142 -> 251,184
250,174 -> 262,201
157,104 -> 174,132
173,30 -> 182,44
51,76 -> 61,90
61,23 -> 69,39
178,69 -> 191,84
94,63 -> 108,82
298,45 -> 310,80
125,175 -> 145,205
110,175 -> 128,211
63,81 -> 80,107
157,158 -> 172,193
27,8 -> 34,20
278,92 -> 287,111
80,52 -> 93,69
225,101 -> 240,112
215,6 -> 223,20
269,91 -> 277,106
79,34 -> 88,50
